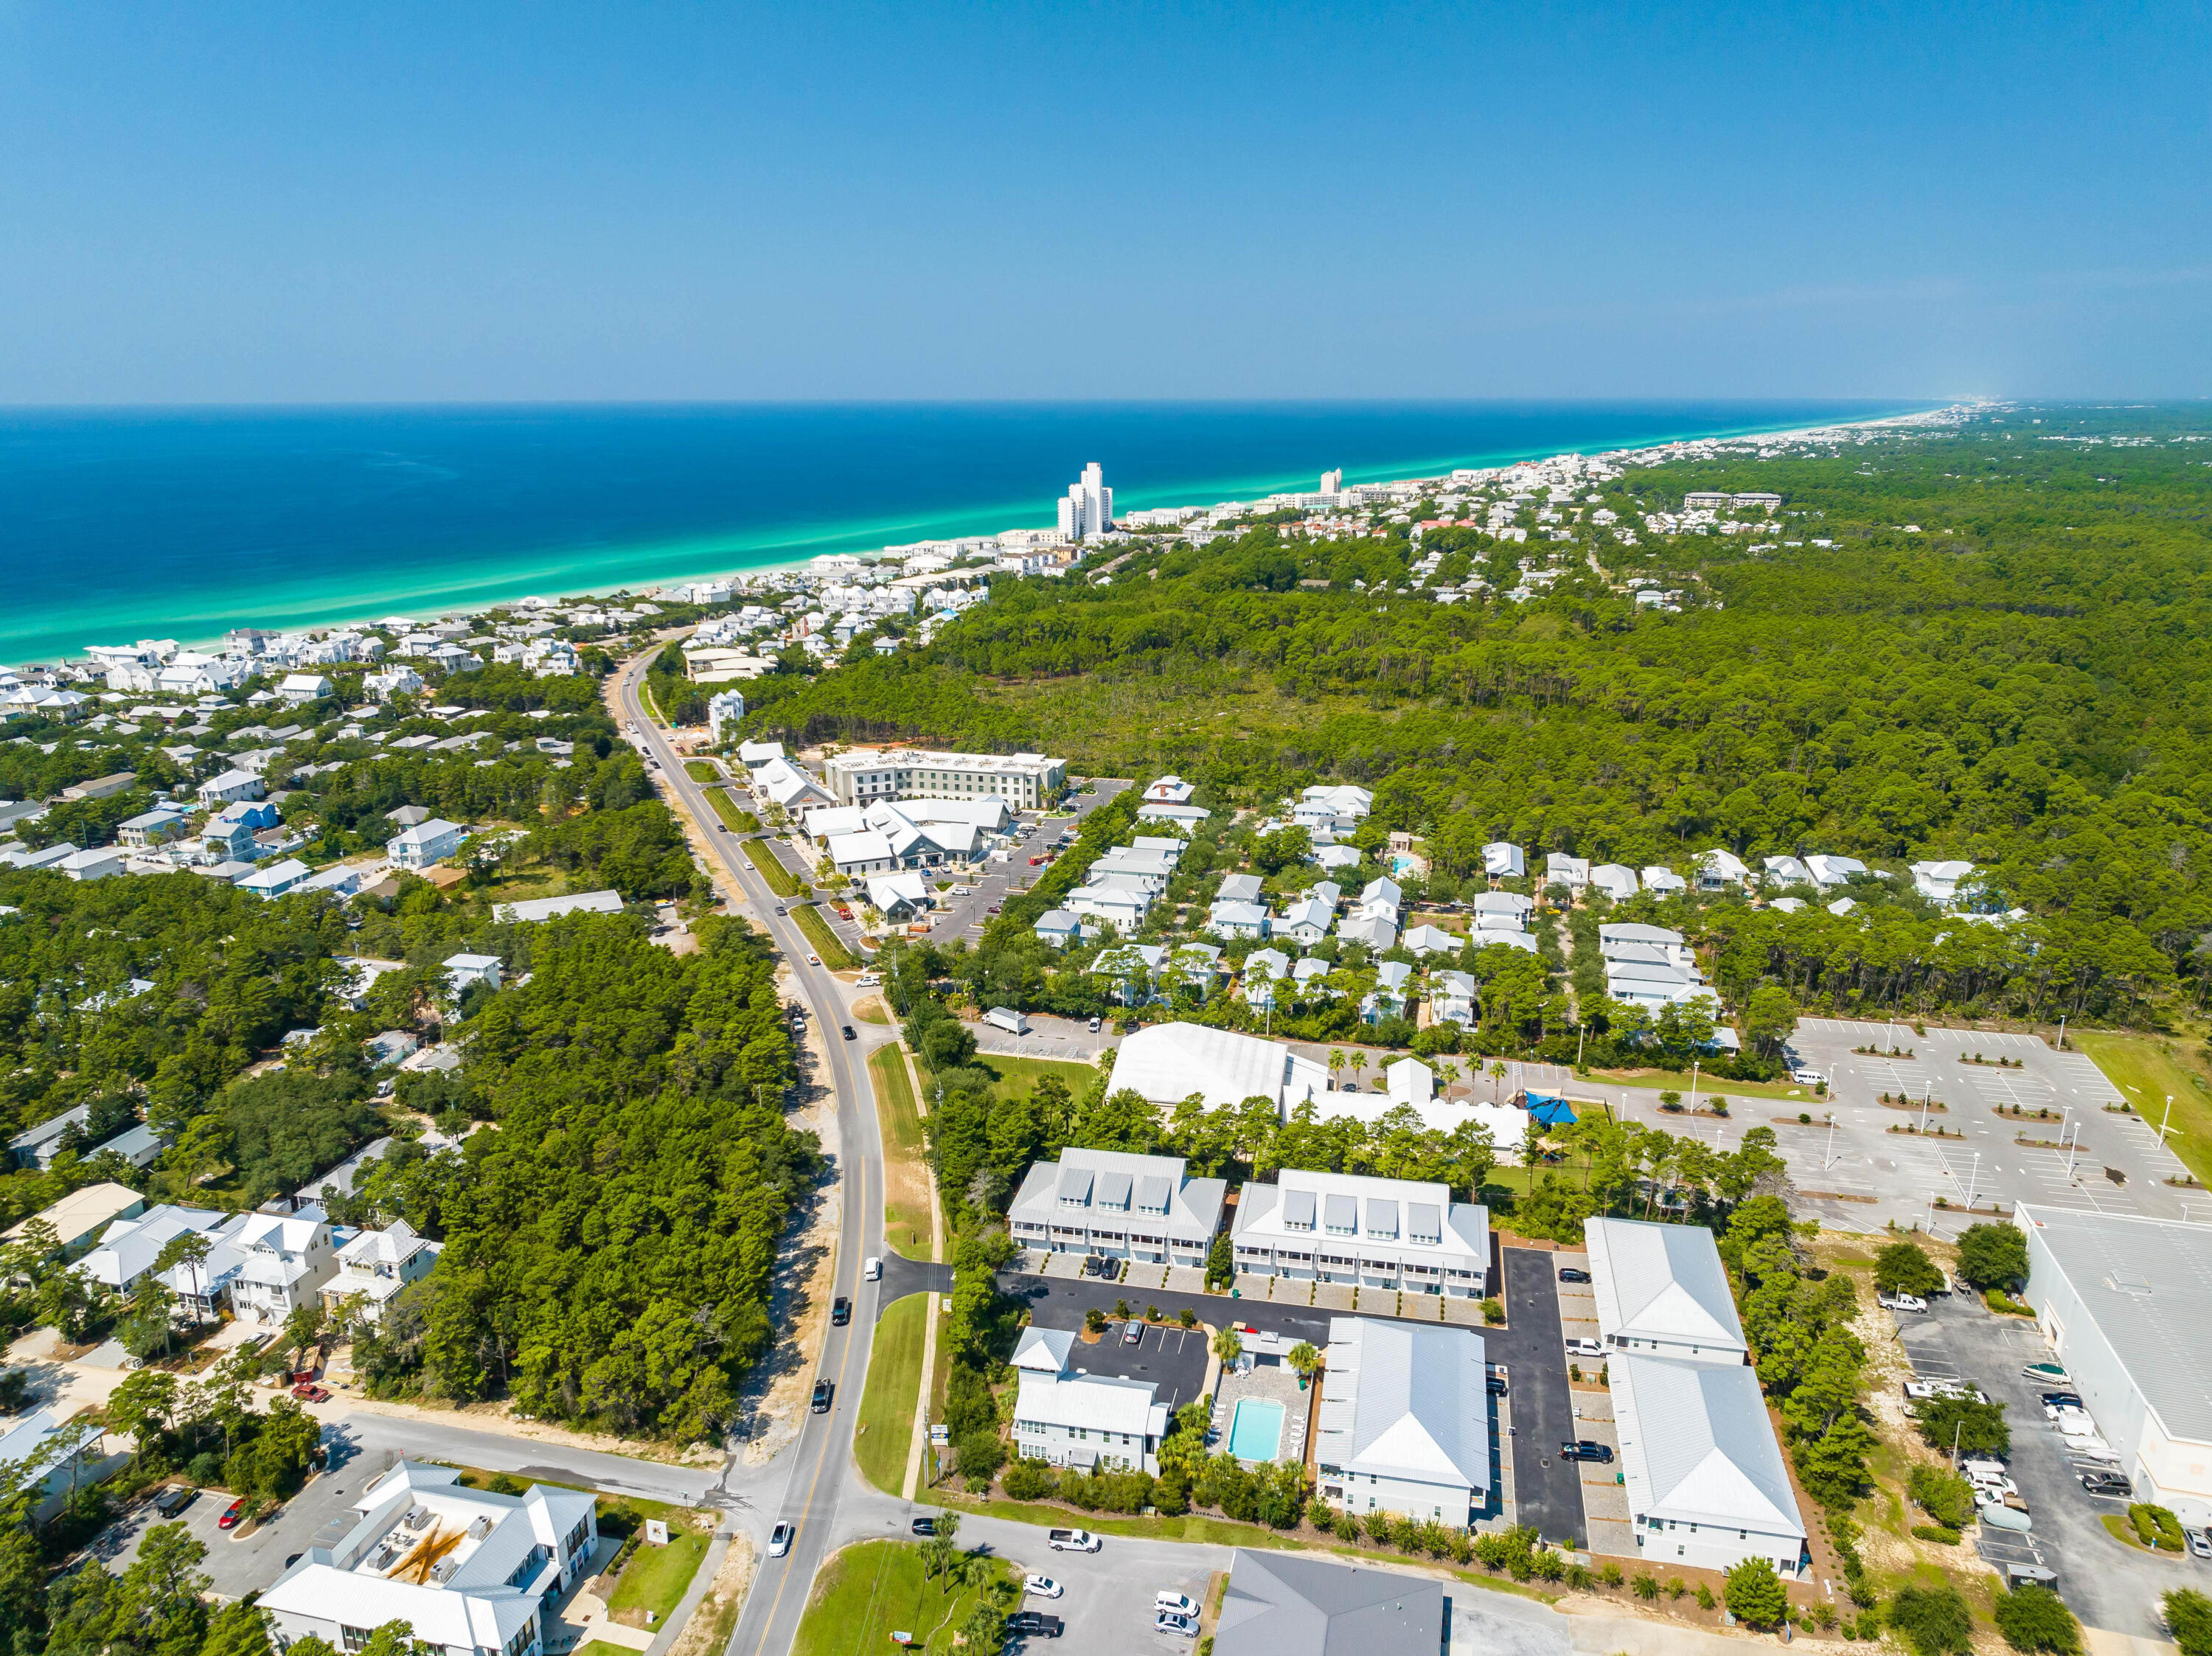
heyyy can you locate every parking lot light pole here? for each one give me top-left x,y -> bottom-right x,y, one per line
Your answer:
1965,1151 -> 1982,1211
2065,1121 -> 2083,1182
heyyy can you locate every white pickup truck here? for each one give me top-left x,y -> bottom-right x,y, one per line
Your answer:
1047,1528 -> 1100,1553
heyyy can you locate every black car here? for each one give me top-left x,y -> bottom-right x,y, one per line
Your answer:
1007,1612 -> 1063,1638
1558,1267 -> 1591,1283
910,1515 -> 939,1537
775,905 -> 787,916
842,1025 -> 856,1040
1559,1440 -> 1614,1463
832,1296 -> 851,1326
2039,1391 -> 2084,1408
811,1379 -> 835,1413
1486,1373 -> 1508,1395
151,1486 -> 195,1517
2080,1472 -> 2132,1495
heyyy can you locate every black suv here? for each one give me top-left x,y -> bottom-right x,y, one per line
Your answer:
811,1379 -> 835,1413
909,1515 -> 938,1537
1007,1612 -> 1063,1638
1559,1440 -> 1614,1463
832,1296 -> 851,1326
1558,1267 -> 1591,1284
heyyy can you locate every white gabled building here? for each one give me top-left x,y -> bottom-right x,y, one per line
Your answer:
260,1461 -> 597,1656
1585,1217 -> 1748,1365
1009,1326 -> 1172,1475
323,1221 -> 442,1326
1613,1354 -> 1806,1577
1314,1317 -> 1491,1526
1232,1172 -> 1488,1298
822,747 -> 1064,810
1006,1149 -> 1225,1268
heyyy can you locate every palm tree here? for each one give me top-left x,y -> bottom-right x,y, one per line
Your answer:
1211,1326 -> 1243,1366
1285,1341 -> 1321,1390
1349,1051 -> 1369,1089
1439,1061 -> 1461,1097
1490,1061 -> 1509,1101
1328,1048 -> 1346,1090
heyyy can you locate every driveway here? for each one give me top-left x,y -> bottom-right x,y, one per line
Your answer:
1483,1250 -> 1587,1551
919,783 -> 1130,946
1033,1316 -> 1210,1416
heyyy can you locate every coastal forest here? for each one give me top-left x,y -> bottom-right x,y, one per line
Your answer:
745,406 -> 2212,1029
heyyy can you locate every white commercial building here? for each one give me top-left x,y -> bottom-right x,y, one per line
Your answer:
1006,1148 -> 1225,1267
822,747 -> 1063,810
1613,1354 -> 1807,1576
1232,1172 -> 1489,1298
1585,1217 -> 1749,1365
260,1461 -> 597,1656
1314,1317 -> 1491,1526
2018,1204 -> 2212,1526
1110,1022 -> 1329,1114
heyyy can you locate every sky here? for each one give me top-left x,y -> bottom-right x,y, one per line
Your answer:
0,1 -> 2206,403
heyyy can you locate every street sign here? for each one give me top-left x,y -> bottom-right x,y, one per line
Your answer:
644,1519 -> 669,1545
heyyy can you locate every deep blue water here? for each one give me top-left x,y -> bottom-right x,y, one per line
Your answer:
0,401 -> 1913,660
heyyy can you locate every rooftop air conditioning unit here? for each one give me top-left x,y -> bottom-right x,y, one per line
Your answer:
402,1508 -> 431,1531
467,1516 -> 493,1540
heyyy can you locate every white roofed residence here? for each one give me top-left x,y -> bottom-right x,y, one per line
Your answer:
822,747 -> 1063,810
1910,859 -> 1978,908
322,1221 -> 440,1326
1696,848 -> 1750,891
1613,1354 -> 1807,1577
259,1461 -> 597,1656
1483,842 -> 1526,880
2017,1204 -> 2212,1526
1544,853 -> 1590,892
1011,1331 -> 1170,1476
1234,1172 -> 1489,1298
1314,1317 -> 1491,1525
388,818 -> 467,869
1585,1217 -> 1748,1364
1006,1148 -> 1226,1267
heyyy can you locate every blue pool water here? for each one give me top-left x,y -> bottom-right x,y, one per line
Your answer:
1227,1397 -> 1286,1462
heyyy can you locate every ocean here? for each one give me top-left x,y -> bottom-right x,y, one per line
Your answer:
0,400 -> 1915,661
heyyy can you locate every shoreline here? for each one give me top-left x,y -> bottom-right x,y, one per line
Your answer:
7,400 -> 1951,663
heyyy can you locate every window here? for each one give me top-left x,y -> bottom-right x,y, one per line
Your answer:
341,1630 -> 374,1654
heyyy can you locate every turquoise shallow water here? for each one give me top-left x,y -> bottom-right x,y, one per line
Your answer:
1228,1396 -> 1286,1461
0,400 -> 1916,660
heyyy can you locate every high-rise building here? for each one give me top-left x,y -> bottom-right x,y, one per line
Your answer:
1321,468 -> 1343,494
1056,462 -> 1113,541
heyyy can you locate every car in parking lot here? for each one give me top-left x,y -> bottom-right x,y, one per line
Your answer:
151,1486 -> 195,1517
1486,1371 -> 1508,1394
1080,1255 -> 1118,1278
1565,1337 -> 1607,1357
2037,1390 -> 2082,1408
832,1296 -> 851,1326
1023,1573 -> 1062,1598
1878,1293 -> 1928,1313
291,1382 -> 332,1402
1557,1267 -> 1590,1283
1088,1016 -> 1101,1032
1121,1320 -> 1143,1345
1007,1611 -> 1063,1638
1155,1593 -> 1200,1618
1789,1066 -> 1826,1086
2190,1529 -> 2212,1560
810,1379 -> 835,1413
218,1499 -> 247,1530
1155,1611 -> 1199,1638
1559,1440 -> 1614,1462
768,1520 -> 793,1556
2079,1471 -> 2132,1497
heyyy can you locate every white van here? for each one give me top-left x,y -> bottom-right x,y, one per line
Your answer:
863,1256 -> 882,1281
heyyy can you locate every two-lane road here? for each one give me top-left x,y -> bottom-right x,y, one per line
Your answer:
611,654 -> 893,1656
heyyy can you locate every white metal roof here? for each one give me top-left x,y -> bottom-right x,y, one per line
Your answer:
1114,1021 -> 1295,1110
1315,1317 -> 1488,1495
1585,1217 -> 1747,1356
1612,1354 -> 1804,1539
2018,1204 -> 2212,1444
1015,1368 -> 1164,1436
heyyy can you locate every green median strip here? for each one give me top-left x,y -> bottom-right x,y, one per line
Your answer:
854,1293 -> 928,1496
742,837 -> 805,897
793,902 -> 860,970
703,789 -> 759,833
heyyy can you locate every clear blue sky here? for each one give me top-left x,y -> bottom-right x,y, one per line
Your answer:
1,1 -> 2204,403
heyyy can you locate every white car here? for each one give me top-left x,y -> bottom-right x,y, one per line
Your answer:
1790,1068 -> 1826,1087
863,1256 -> 882,1281
1024,1574 -> 1063,1599
1879,1293 -> 1928,1313
768,1520 -> 793,1556
1565,1337 -> 1607,1358
1155,1593 -> 1200,1618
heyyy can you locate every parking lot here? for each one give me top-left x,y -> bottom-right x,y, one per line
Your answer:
1893,1291 -> 2207,1638
922,780 -> 1130,947
1022,1305 -> 1211,1416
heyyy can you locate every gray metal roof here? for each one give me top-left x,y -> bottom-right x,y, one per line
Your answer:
1612,1354 -> 1804,1538
1315,1316 -> 1489,1495
1057,1166 -> 1093,1204
1135,1175 -> 1172,1214
1407,1203 -> 1440,1244
1096,1170 -> 1132,1210
1365,1199 -> 1397,1239
2020,1204 -> 2212,1443
1213,1549 -> 1443,1656
1284,1188 -> 1316,1228
1324,1194 -> 1357,1234
1586,1217 -> 1747,1353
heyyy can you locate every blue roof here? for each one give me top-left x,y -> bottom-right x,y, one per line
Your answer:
1526,1094 -> 1577,1126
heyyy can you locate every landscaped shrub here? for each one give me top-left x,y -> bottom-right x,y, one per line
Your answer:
1000,1457 -> 1057,1501
1910,1524 -> 1961,1545
1889,1586 -> 1973,1656
1907,1464 -> 1977,1528
1723,1559 -> 1787,1629
1994,1586 -> 2081,1655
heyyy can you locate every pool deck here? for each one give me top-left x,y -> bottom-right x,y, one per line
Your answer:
1213,1353 -> 1312,1467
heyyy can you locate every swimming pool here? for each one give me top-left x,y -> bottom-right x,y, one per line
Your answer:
1226,1396 -> 1286,1462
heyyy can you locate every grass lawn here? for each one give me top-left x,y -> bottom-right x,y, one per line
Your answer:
684,759 -> 722,784
743,837 -> 805,897
2073,1029 -> 2212,1186
575,1642 -> 636,1656
794,903 -> 860,970
854,997 -> 891,1025
703,789 -> 759,834
924,1051 -> 1099,1107
855,1293 -> 928,1495
608,1530 -> 710,1625
1593,1066 -> 1807,1102
870,1046 -> 934,1258
791,1540 -> 1009,1656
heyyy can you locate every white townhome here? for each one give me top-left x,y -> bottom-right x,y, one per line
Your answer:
260,1461 -> 597,1656
1006,1149 -> 1225,1269
1009,1324 -> 1172,1476
1233,1172 -> 1489,1298
323,1221 -> 442,1326
1585,1217 -> 1748,1365
1613,1354 -> 1807,1577
1314,1317 -> 1491,1526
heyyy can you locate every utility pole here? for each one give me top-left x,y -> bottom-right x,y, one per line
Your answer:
1965,1150 -> 1982,1211
1689,1060 -> 1700,1115
2065,1121 -> 2083,1182
1824,1113 -> 1838,1170
1919,1085 -> 1933,1136
2056,1014 -> 2067,1051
